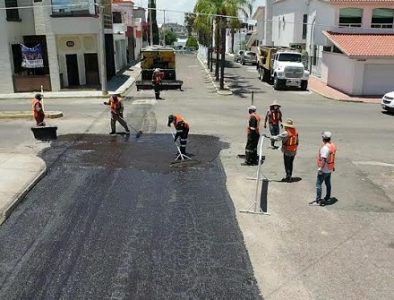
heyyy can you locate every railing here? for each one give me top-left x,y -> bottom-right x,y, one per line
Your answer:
371,23 -> 393,29
51,0 -> 97,17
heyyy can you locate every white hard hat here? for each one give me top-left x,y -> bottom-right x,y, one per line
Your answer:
155,68 -> 160,72
248,105 -> 257,111
322,131 -> 332,139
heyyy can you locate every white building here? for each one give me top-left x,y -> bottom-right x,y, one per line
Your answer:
263,0 -> 394,96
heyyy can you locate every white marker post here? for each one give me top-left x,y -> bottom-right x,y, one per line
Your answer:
240,135 -> 270,215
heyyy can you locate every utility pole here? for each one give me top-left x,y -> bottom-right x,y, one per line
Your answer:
99,1 -> 108,95
163,9 -> 166,46
149,9 -> 153,45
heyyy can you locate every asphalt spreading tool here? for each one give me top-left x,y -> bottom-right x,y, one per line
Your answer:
129,125 -> 143,138
169,129 -> 192,165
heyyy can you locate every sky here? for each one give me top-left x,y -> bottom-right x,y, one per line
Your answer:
136,0 -> 266,25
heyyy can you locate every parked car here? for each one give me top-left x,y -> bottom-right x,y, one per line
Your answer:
381,91 -> 394,112
234,50 -> 244,62
241,51 -> 257,65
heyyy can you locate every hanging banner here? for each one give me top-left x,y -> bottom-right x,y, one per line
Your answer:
21,44 -> 44,68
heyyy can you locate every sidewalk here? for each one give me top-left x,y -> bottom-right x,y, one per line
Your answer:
309,76 -> 381,104
0,153 -> 46,225
0,62 -> 141,100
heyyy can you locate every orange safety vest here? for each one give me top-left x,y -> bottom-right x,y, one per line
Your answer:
247,112 -> 261,134
152,71 -> 163,84
110,97 -> 121,114
174,114 -> 189,129
284,128 -> 298,152
32,99 -> 43,116
317,143 -> 337,171
268,110 -> 281,125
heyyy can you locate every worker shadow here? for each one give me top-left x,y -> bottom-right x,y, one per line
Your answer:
322,197 -> 338,206
270,177 -> 302,183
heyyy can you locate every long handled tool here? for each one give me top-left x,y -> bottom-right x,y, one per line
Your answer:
170,129 -> 191,162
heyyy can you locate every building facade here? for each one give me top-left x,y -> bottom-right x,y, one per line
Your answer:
0,0 -> 118,93
259,0 -> 394,96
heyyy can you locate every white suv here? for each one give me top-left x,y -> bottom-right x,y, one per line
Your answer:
381,91 -> 394,112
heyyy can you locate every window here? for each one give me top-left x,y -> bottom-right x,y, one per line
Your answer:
5,0 -> 20,21
113,12 -> 122,24
339,8 -> 363,27
302,14 -> 308,40
372,8 -> 394,28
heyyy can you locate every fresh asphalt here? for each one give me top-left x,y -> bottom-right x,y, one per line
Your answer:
0,53 -> 393,299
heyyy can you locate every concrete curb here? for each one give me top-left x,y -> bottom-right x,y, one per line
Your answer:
196,55 -> 233,96
0,111 -> 63,119
0,161 -> 47,225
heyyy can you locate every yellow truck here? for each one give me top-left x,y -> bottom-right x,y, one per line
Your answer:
136,46 -> 183,91
256,46 -> 309,90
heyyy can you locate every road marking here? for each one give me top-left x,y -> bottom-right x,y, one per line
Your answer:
188,65 -> 199,68
132,99 -> 158,105
353,161 -> 394,168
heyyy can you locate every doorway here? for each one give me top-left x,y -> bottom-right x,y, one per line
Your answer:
84,53 -> 99,86
66,54 -> 80,86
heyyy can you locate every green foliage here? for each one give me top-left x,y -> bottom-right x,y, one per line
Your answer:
164,30 -> 178,46
186,36 -> 199,49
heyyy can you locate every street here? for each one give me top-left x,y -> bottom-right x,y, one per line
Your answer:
0,53 -> 393,299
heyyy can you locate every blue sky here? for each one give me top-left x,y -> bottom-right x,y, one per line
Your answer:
136,0 -> 265,25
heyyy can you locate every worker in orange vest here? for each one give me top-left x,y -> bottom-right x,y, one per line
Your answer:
32,93 -> 45,126
315,131 -> 337,206
244,105 -> 261,165
152,68 -> 164,99
168,114 -> 190,154
103,94 -> 130,135
264,100 -> 282,149
271,118 -> 299,182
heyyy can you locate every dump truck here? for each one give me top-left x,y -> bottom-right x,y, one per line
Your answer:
136,46 -> 183,91
256,46 -> 309,90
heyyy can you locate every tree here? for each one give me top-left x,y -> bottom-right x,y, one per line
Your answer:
148,0 -> 159,45
194,0 -> 248,89
184,13 -> 195,37
164,30 -> 178,46
186,36 -> 199,49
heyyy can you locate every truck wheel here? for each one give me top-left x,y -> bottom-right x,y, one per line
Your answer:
273,76 -> 282,90
301,80 -> 308,91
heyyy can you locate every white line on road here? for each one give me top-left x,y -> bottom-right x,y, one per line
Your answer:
353,161 -> 394,167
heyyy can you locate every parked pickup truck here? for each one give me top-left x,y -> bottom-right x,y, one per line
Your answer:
256,46 -> 309,90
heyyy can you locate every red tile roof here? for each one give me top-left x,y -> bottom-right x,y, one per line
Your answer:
330,0 -> 394,3
323,31 -> 394,58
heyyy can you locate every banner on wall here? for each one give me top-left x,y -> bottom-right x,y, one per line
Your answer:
21,44 -> 44,68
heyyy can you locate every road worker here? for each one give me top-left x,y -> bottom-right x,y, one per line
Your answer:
264,100 -> 282,149
103,94 -> 130,135
315,131 -> 337,206
32,93 -> 45,126
152,68 -> 164,99
244,105 -> 261,165
271,119 -> 299,182
168,114 -> 190,154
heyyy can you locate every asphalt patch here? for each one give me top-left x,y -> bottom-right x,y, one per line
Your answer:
0,133 -> 262,299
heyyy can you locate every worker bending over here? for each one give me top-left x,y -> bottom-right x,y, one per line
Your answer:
103,94 -> 130,135
168,114 -> 190,154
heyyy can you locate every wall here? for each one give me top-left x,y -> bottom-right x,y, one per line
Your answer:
0,3 -> 14,93
56,34 -> 99,87
272,0 -> 307,47
321,52 -> 357,95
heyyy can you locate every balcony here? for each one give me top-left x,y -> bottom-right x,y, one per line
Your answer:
51,0 -> 98,17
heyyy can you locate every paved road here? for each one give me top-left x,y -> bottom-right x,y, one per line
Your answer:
0,53 -> 393,299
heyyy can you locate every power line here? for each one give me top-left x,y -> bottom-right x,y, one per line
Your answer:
0,3 -> 385,30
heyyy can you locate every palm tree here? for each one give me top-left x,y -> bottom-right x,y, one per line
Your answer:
194,0 -> 248,89
230,0 -> 255,53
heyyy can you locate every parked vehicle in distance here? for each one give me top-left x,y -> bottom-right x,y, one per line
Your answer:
234,50 -> 244,62
381,91 -> 394,112
256,46 -> 309,91
241,51 -> 257,65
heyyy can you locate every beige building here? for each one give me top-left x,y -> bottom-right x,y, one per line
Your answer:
0,0 -> 114,93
